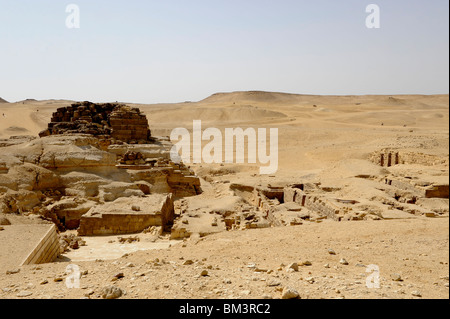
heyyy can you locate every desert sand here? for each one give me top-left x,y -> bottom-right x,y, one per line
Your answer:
0,91 -> 448,299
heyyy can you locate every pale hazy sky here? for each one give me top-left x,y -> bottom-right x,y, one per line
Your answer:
0,0 -> 448,103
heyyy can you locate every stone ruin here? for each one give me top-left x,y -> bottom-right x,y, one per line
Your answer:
39,101 -> 151,144
0,101 -> 203,240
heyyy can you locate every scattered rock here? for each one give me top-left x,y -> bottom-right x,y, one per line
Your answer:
0,217 -> 11,225
301,261 -> 312,266
328,249 -> 336,255
183,260 -> 194,266
240,290 -> 251,296
287,263 -> 299,272
6,269 -> 20,275
281,287 -> 300,299
411,291 -> 422,297
112,273 -> 124,281
200,270 -> 209,277
267,279 -> 281,287
118,236 -> 140,244
102,286 -> 123,299
254,267 -> 268,273
16,291 -> 33,298
339,258 -> 349,265
391,274 -> 403,282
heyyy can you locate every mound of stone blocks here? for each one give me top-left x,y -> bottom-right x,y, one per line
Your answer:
77,194 -> 174,236
109,106 -> 151,142
39,102 -> 151,144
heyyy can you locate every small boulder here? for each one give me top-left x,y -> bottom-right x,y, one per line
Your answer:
287,263 -> 299,272
339,258 -> 349,265
281,287 -> 300,299
102,286 -> 123,299
0,217 -> 11,226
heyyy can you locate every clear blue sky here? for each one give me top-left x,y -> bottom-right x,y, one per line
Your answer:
0,0 -> 448,103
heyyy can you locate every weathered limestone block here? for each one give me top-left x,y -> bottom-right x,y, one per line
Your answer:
47,198 -> 97,230
40,148 -> 116,169
98,182 -> 144,202
0,163 -> 60,192
59,172 -> 110,198
135,181 -> 152,195
78,194 -> 174,236
128,168 -> 172,193
107,141 -> 172,159
425,185 -> 450,199
109,105 -> 151,142
0,189 -> 41,214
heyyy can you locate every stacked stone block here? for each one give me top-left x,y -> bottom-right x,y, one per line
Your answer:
39,102 -> 152,143
109,106 -> 151,142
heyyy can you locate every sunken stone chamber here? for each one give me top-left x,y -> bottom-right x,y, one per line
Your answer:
77,194 -> 174,236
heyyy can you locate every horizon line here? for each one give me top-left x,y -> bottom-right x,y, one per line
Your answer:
1,90 -> 449,105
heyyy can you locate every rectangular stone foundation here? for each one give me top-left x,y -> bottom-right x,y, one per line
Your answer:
284,186 -> 340,221
78,194 -> 174,236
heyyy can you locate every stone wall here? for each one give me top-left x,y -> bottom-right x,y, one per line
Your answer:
78,194 -> 174,236
21,224 -> 60,265
370,149 -> 449,167
109,106 -> 151,142
284,186 -> 340,221
425,185 -> 450,199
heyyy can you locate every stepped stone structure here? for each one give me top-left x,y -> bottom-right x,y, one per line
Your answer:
39,102 -> 151,143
